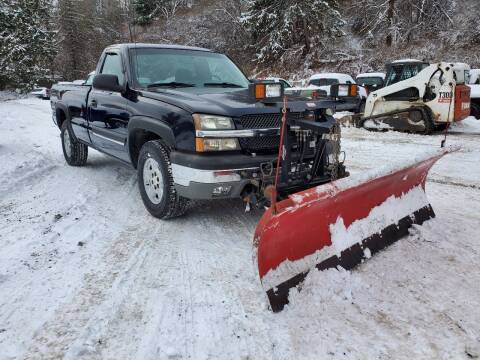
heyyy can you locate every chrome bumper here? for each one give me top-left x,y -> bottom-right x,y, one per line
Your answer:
171,163 -> 260,200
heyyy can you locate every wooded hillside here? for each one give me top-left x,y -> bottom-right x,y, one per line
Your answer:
1,0 -> 479,89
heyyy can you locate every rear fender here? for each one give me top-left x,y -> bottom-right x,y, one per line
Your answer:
55,102 -> 79,142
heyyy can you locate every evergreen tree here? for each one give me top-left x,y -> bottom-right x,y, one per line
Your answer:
55,0 -> 127,80
0,0 -> 56,90
132,0 -> 189,25
244,0 -> 345,64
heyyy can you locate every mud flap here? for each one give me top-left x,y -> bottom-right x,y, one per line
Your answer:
254,148 -> 454,312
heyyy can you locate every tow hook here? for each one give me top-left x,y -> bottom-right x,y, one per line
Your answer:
260,162 -> 274,176
241,184 -> 259,212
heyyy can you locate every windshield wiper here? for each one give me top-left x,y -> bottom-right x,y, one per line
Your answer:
203,82 -> 244,88
147,82 -> 196,89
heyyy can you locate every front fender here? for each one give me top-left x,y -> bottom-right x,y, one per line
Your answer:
127,116 -> 176,164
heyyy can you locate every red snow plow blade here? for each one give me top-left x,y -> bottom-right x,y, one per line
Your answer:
254,148 -> 454,312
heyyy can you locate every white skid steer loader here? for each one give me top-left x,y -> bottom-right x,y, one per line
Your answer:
360,60 -> 471,134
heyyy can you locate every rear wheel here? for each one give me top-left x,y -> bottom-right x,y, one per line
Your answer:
410,109 -> 434,135
138,140 -> 189,219
61,121 -> 88,166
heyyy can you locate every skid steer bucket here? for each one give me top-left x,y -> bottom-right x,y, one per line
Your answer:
254,148 -> 453,312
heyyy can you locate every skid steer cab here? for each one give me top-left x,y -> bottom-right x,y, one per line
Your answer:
361,61 -> 471,134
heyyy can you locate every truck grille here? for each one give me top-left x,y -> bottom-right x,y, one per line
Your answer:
238,136 -> 281,151
238,113 -> 302,152
239,113 -> 302,129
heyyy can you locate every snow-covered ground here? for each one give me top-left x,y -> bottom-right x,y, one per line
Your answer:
1,98 -> 479,360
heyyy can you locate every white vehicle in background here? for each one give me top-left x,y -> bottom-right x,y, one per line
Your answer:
263,77 -> 328,99
29,87 -> 50,100
264,77 -> 293,89
468,69 -> 480,119
307,73 -> 368,113
362,61 -> 471,133
356,72 -> 386,94
50,71 -> 95,114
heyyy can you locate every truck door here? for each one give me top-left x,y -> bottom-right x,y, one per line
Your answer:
87,51 -> 130,162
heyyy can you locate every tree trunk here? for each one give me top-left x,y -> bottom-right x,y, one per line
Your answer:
386,0 -> 395,47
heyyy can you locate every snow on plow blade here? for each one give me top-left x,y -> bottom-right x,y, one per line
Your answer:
254,148 -> 454,312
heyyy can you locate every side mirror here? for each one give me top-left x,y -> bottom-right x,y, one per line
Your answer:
93,74 -> 124,93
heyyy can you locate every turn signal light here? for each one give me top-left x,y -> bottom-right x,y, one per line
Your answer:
195,138 -> 240,152
255,84 -> 266,100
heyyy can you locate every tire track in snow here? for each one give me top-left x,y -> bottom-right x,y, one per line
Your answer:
24,224 -> 148,359
127,204 -> 275,360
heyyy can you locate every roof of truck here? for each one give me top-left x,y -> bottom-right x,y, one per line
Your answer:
107,43 -> 212,52
391,58 -> 424,63
309,73 -> 355,83
356,72 -> 386,79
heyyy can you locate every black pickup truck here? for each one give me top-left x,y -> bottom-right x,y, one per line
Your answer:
53,43 -> 346,218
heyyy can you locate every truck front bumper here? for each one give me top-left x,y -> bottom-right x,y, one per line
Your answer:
170,151 -> 277,200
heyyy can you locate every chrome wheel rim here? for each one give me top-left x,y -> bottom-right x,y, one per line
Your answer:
63,129 -> 71,158
143,157 -> 164,204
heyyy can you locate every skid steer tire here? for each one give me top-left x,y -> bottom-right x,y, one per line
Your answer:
61,121 -> 88,166
138,140 -> 189,219
417,109 -> 434,135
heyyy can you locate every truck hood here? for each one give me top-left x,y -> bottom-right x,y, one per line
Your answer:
140,87 -> 332,116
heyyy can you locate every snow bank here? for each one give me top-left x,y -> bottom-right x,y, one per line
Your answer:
450,116 -> 480,133
0,91 -> 22,101
287,267 -> 364,307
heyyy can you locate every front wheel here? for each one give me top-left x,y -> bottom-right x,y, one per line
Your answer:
61,121 -> 88,166
138,140 -> 189,219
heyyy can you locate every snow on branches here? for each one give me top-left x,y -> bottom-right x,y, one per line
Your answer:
244,0 -> 345,65
0,0 -> 56,90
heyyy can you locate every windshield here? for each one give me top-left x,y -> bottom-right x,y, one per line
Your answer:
309,78 -> 339,87
130,48 -> 250,90
356,77 -> 383,86
385,63 -> 428,86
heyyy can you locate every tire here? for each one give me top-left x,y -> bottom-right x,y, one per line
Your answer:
414,108 -> 434,135
471,102 -> 480,120
61,121 -> 88,166
137,140 -> 189,219
423,114 -> 435,135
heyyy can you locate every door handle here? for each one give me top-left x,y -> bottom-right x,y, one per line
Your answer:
91,100 -> 97,108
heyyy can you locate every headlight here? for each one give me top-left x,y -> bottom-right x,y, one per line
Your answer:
193,114 -> 234,130
196,138 -> 240,152
337,84 -> 349,97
